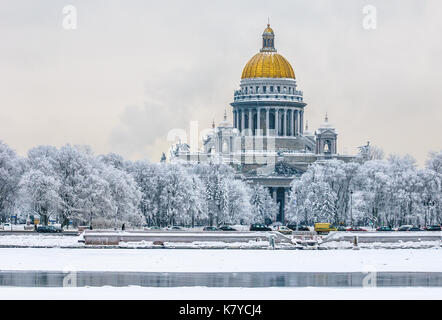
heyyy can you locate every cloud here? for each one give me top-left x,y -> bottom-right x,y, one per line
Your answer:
0,0 -> 441,166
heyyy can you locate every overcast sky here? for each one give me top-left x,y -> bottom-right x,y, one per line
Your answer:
0,0 -> 441,165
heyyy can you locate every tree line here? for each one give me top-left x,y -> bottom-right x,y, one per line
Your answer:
1,140 -> 441,228
286,151 -> 442,227
0,141 -> 277,227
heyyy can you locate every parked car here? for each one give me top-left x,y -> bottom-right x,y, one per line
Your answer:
425,225 -> 441,231
276,226 -> 293,235
1,223 -> 12,231
314,223 -> 337,234
376,226 -> 393,232
398,225 -> 413,231
218,225 -> 237,231
24,224 -> 35,231
36,225 -> 62,233
335,225 -> 347,231
346,227 -> 367,232
203,226 -> 219,231
287,224 -> 310,232
77,225 -> 91,232
250,224 -> 272,231
398,225 -> 421,231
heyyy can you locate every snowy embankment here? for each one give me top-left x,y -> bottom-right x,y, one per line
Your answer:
319,231 -> 442,249
0,234 -> 290,249
0,248 -> 440,272
0,235 -> 83,248
0,286 -> 441,300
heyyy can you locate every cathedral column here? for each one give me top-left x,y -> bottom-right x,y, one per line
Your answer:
291,109 -> 295,136
294,110 -> 298,135
283,188 -> 289,222
283,108 -> 287,136
300,110 -> 304,135
265,108 -> 270,136
241,109 -> 245,132
257,108 -> 261,135
275,109 -> 279,136
248,109 -> 252,135
233,110 -> 237,128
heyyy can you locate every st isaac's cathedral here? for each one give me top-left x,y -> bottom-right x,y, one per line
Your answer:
170,24 -> 354,222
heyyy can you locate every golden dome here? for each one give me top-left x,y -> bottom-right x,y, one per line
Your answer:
241,24 -> 295,79
241,52 -> 295,79
263,24 -> 274,34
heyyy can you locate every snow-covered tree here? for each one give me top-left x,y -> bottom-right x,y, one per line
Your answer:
18,165 -> 61,225
190,163 -> 236,226
224,180 -> 252,225
0,141 -> 23,223
287,160 -> 356,225
249,185 -> 278,224
100,164 -> 142,227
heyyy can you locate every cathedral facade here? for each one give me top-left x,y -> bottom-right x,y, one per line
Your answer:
170,24 -> 353,222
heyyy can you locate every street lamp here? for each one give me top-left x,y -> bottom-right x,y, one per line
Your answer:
295,190 -> 299,231
350,190 -> 353,227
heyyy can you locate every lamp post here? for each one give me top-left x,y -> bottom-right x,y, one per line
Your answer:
295,190 -> 299,231
350,190 -> 353,227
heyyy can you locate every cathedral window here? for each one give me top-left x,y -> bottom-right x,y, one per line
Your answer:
270,86 -> 274,92
263,86 -> 267,93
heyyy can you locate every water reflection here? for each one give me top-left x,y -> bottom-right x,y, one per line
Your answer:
0,271 -> 440,288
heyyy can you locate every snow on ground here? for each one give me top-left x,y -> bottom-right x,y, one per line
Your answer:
325,231 -> 442,240
0,248 -> 440,272
321,240 -> 441,250
0,286 -> 440,300
0,235 -> 287,249
0,235 -> 83,247
119,240 -> 280,249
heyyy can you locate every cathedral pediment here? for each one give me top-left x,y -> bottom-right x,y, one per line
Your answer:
274,161 -> 304,176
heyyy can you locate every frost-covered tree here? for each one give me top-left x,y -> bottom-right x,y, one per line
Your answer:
190,163 -> 236,226
18,165 -> 61,225
224,180 -> 252,225
425,151 -> 442,224
187,175 -> 208,227
426,151 -> 442,174
287,160 -> 355,225
100,164 -> 142,227
22,144 -> 143,227
128,161 -> 206,226
354,159 -> 394,226
0,141 -> 23,222
249,185 -> 278,224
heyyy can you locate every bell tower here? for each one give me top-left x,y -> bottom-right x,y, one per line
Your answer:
315,114 -> 337,155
